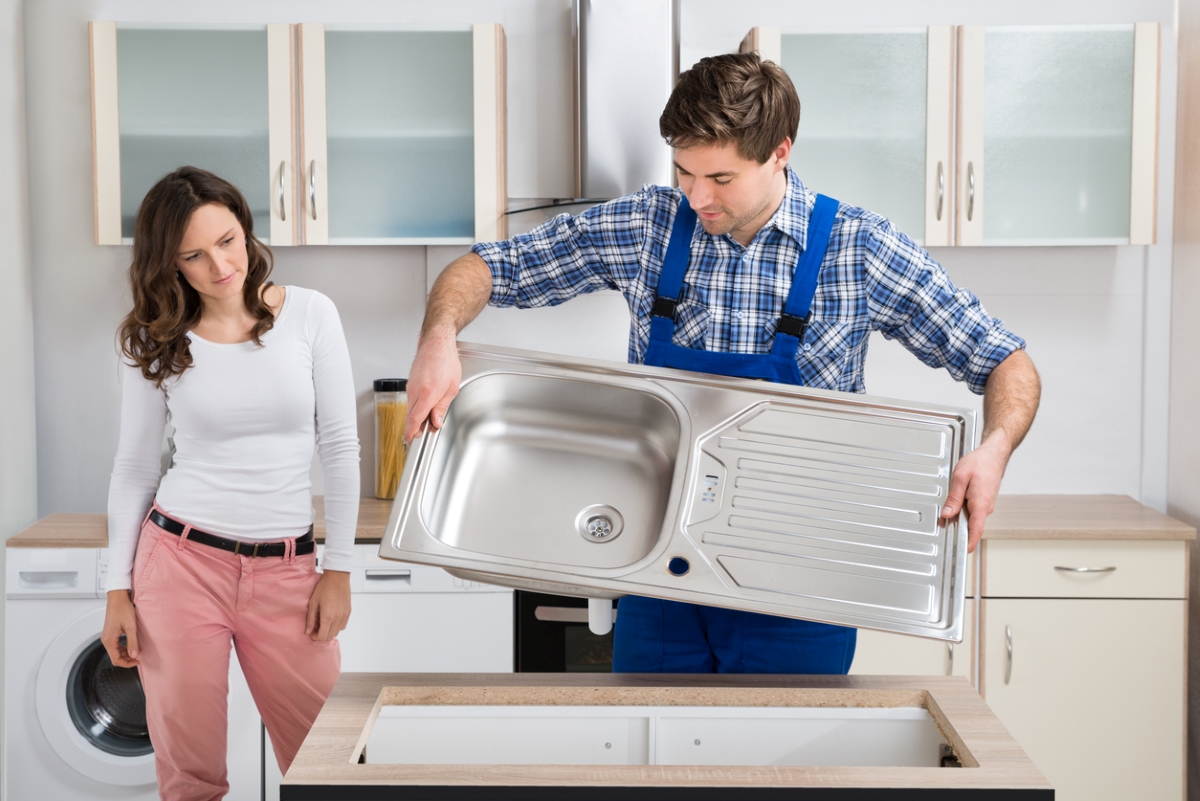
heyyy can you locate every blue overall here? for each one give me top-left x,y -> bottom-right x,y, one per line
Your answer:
612,193 -> 857,674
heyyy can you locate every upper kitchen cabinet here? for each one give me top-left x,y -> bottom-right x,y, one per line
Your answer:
90,21 -> 507,247
742,23 -> 1159,247
958,24 -> 1159,246
741,27 -> 954,247
297,23 -> 507,245
90,22 -> 295,245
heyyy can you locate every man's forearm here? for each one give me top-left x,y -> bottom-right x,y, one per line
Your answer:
980,349 -> 1041,455
421,252 -> 494,340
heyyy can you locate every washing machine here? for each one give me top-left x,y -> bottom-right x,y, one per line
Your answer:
5,546 -> 261,800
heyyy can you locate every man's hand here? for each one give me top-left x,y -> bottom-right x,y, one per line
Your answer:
941,434 -> 1010,553
941,349 -> 1041,552
306,569 -> 351,642
101,590 -> 140,668
404,252 -> 494,445
404,326 -> 462,445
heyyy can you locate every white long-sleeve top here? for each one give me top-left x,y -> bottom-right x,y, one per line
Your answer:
107,286 -> 360,590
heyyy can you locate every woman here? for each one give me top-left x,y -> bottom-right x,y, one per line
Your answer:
103,166 -> 359,801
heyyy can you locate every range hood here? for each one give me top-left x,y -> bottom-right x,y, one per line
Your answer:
574,0 -> 678,199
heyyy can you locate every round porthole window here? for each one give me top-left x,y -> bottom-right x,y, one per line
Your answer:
65,639 -> 153,757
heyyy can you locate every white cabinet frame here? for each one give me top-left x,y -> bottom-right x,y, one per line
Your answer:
957,23 -> 1159,246
91,21 -> 506,247
741,25 -> 954,248
297,23 -> 507,246
744,22 -> 1160,249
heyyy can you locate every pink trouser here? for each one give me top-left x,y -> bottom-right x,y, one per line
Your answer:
132,510 -> 340,801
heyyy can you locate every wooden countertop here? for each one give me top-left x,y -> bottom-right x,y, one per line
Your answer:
285,673 -> 1051,796
6,496 -> 394,548
986,495 -> 1194,540
7,495 -> 1192,549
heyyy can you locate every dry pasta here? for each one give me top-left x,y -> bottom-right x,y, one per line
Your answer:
375,400 -> 407,499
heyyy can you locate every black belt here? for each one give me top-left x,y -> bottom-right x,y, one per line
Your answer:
149,510 -> 315,557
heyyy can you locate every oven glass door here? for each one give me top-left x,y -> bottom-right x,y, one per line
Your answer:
515,591 -> 618,673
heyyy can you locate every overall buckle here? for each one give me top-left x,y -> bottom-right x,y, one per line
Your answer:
776,312 -> 812,339
651,297 -> 678,319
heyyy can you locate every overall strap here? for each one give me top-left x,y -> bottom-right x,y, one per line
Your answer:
648,195 -> 699,345
773,194 -> 839,348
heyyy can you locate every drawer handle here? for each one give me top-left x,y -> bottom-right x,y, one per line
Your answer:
936,161 -> 945,221
278,160 -> 286,222
365,569 -> 411,582
19,571 -> 79,589
1004,625 -> 1013,685
308,160 -> 318,221
1054,565 -> 1117,574
967,162 -> 976,222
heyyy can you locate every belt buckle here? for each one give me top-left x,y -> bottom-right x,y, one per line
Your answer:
253,542 -> 262,557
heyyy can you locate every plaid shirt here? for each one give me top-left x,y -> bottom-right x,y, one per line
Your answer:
474,168 -> 1024,395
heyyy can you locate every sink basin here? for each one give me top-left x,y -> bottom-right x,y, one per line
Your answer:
420,372 -> 682,570
381,344 -> 976,641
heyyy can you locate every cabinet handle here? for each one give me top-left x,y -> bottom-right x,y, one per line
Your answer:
278,160 -> 286,222
1004,625 -> 1013,685
1054,565 -> 1117,574
967,162 -> 976,222
946,642 -> 954,676
936,161 -> 945,222
308,160 -> 317,221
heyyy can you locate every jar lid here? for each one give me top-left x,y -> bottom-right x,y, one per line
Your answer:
374,378 -> 408,392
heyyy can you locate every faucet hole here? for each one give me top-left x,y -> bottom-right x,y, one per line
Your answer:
667,557 -> 690,576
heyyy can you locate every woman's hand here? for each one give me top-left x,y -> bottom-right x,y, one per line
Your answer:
306,569 -> 351,641
102,590 -> 140,667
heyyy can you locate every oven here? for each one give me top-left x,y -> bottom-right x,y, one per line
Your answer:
514,591 -> 620,673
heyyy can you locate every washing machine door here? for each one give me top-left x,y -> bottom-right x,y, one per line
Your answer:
35,606 -> 156,786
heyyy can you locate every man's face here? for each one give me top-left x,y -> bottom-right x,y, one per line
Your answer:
673,139 -> 790,244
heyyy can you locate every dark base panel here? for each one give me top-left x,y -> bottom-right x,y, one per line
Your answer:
282,786 -> 1053,801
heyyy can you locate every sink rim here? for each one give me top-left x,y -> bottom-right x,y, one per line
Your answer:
380,343 -> 975,642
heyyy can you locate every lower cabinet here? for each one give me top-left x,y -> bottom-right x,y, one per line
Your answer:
982,597 -> 1184,801
981,539 -> 1187,801
850,599 -> 974,680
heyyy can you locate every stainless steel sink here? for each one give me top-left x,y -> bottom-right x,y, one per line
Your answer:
420,372 -> 682,570
381,344 -> 976,641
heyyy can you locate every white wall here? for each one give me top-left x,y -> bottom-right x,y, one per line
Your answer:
0,0 -> 37,793
21,0 -> 1176,518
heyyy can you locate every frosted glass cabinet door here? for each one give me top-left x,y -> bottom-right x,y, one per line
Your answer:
957,24 -> 1159,246
298,24 -> 507,245
90,23 -> 292,245
743,27 -> 953,247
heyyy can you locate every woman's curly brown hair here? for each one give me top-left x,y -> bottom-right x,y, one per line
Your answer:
119,166 -> 276,387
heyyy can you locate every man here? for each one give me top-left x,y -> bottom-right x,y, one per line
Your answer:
404,52 -> 1041,674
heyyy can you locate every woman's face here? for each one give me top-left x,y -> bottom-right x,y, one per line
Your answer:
174,202 -> 249,307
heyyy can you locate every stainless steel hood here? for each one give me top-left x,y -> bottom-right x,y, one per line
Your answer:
574,0 -> 678,199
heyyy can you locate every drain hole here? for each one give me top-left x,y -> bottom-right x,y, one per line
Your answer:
667,557 -> 690,576
585,516 -> 613,539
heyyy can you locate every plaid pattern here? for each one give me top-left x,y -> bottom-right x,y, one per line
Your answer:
475,169 -> 1024,395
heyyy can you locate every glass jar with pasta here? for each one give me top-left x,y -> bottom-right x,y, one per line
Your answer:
373,378 -> 408,500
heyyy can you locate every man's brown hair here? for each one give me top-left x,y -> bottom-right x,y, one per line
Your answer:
660,52 -> 800,164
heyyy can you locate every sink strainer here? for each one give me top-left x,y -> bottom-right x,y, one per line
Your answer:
576,505 -> 624,543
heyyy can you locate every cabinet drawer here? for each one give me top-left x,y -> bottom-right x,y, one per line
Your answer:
984,540 -> 1186,598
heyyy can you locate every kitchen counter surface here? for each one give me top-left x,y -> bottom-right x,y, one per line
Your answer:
5,496 -> 394,548
6,495 -> 1192,548
284,672 -> 1051,799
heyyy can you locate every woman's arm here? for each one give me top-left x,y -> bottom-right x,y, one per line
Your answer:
103,360 -> 168,665
306,291 -> 360,640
